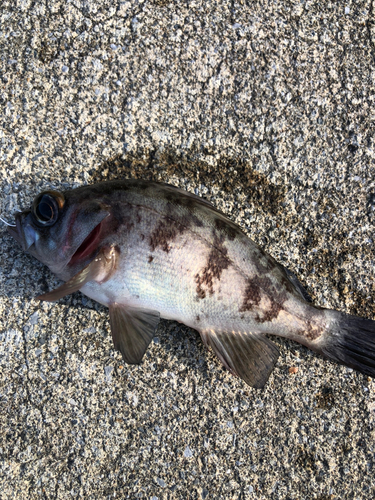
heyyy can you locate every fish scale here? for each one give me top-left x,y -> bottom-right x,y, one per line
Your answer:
7,179 -> 375,389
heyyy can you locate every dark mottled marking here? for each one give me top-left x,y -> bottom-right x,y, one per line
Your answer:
165,193 -> 175,203
239,275 -> 288,323
189,212 -> 204,228
300,320 -> 322,341
165,192 -> 197,211
140,234 -> 145,241
173,207 -> 204,229
251,249 -> 299,297
214,217 -> 237,241
136,213 -> 142,224
148,255 -> 153,263
296,307 -> 324,341
239,276 -> 262,311
149,219 -> 185,253
136,181 -> 150,190
181,197 -> 196,210
110,202 -> 135,232
195,277 -> 206,299
252,248 -> 278,275
280,274 -> 298,295
163,193 -> 204,228
173,210 -> 203,230
282,267 -> 312,302
260,297 -> 285,323
196,315 -> 200,322
149,196 -> 207,253
195,235 -> 230,299
124,220 -> 134,232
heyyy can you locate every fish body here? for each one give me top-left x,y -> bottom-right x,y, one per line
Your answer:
8,180 -> 375,388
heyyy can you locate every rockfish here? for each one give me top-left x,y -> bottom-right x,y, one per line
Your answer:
7,180 -> 375,388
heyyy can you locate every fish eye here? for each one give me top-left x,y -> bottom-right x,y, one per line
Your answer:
33,191 -> 65,226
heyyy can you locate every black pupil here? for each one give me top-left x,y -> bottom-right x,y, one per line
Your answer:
36,196 -> 54,222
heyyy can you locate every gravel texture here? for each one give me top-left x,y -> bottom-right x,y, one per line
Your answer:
1,0 -> 375,499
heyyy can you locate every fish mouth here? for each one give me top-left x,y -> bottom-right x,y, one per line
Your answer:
68,221 -> 103,266
7,214 -> 35,251
7,222 -> 21,243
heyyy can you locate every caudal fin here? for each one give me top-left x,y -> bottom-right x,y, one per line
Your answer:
318,311 -> 375,377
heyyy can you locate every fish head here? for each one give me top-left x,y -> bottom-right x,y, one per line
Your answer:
7,189 -> 110,278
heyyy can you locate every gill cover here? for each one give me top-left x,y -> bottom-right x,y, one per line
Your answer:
37,246 -> 119,301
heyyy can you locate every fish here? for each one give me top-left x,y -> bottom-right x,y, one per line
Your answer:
6,179 -> 375,388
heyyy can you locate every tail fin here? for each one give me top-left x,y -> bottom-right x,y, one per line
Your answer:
318,311 -> 375,377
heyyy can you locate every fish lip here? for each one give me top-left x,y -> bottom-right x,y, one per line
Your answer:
7,223 -> 21,242
7,215 -> 26,247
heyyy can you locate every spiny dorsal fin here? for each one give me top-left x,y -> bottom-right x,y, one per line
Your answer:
109,304 -> 160,364
201,329 -> 279,389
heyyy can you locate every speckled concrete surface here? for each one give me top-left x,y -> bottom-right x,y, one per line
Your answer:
1,1 -> 375,498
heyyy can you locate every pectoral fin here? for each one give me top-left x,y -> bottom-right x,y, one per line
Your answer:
37,247 -> 117,301
201,329 -> 279,389
109,304 -> 160,364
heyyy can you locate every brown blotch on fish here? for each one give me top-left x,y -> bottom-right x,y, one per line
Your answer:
110,202 -> 135,232
148,255 -> 154,263
166,202 -> 204,229
165,192 -> 197,211
124,220 -> 135,232
239,276 -> 262,312
195,276 -> 206,300
149,219 -> 185,253
214,217 -> 237,241
253,249 -> 278,275
260,297 -> 285,324
296,309 -> 324,341
279,274 -> 297,295
301,320 -> 323,341
163,192 -> 204,229
136,181 -> 150,190
239,275 -> 287,324
195,235 -> 230,299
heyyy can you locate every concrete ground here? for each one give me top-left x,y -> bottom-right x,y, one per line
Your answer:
1,0 -> 375,498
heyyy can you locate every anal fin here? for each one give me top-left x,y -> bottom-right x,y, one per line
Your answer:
201,329 -> 279,389
109,304 -> 160,364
